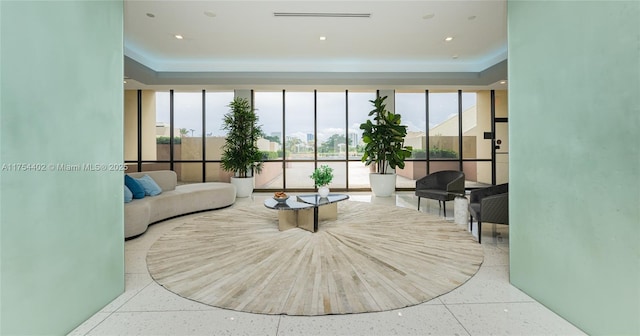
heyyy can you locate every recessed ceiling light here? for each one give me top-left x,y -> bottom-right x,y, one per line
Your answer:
452,55 -> 459,59
146,13 -> 155,18
319,36 -> 327,41
174,34 -> 184,40
444,36 -> 454,42
468,15 -> 476,20
500,80 -> 507,84
123,80 -> 127,84
204,10 -> 216,18
422,13 -> 435,20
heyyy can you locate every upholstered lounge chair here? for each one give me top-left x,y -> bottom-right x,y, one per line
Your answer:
468,183 -> 508,243
415,170 -> 465,217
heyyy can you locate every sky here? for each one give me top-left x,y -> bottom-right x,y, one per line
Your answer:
155,91 -> 477,143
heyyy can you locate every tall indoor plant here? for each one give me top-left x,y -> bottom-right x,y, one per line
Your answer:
221,97 -> 264,197
359,95 -> 412,196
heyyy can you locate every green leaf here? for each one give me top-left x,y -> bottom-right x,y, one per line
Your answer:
220,97 -> 264,176
358,95 -> 412,172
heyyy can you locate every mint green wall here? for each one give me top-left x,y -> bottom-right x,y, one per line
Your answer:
0,1 -> 124,335
508,1 -> 639,335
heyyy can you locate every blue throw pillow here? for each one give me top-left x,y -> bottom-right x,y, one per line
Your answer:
125,175 -> 145,199
124,185 -> 133,203
136,174 -> 163,196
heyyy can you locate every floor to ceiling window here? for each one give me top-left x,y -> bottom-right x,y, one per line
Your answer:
204,91 -> 235,182
124,89 -> 507,189
395,92 -> 427,189
316,91 -> 347,189
346,91 -> 377,189
254,91 -> 284,189
428,91 -> 461,173
461,91 -> 492,186
173,91 -> 203,183
283,91 -> 315,189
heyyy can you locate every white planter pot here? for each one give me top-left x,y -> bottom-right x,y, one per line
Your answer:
230,176 -> 254,198
318,186 -> 330,198
369,173 -> 396,197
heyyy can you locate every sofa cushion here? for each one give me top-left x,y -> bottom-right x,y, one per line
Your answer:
125,175 -> 146,199
136,174 -> 163,196
127,170 -> 177,192
124,185 -> 133,203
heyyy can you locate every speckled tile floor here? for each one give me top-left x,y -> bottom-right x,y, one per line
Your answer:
68,192 -> 586,336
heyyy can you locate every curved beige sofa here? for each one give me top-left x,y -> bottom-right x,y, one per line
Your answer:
125,170 -> 236,239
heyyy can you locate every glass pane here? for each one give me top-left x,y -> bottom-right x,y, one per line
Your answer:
397,161 -> 426,188
141,162 -> 170,172
285,92 -> 314,160
205,91 -> 234,160
174,92 -> 202,160
255,91 -> 284,159
155,91 -> 173,162
495,90 -> 508,118
124,163 -> 138,173
347,91 -> 376,161
205,162 -> 232,183
347,91 -> 376,190
396,92 -> 427,159
124,90 -> 138,161
285,162 -> 315,189
463,161 -> 492,188
175,163 -> 202,184
429,92 -> 459,160
138,91 -> 157,161
429,161 -> 459,173
348,161 -> 371,189
461,91 -> 492,160
256,161 -> 283,189
316,161 -> 346,189
317,92 -> 346,160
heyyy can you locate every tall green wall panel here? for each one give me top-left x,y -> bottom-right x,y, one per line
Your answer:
508,1 -> 640,335
0,1 -> 124,334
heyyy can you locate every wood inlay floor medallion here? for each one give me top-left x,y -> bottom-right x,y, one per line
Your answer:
146,201 -> 483,315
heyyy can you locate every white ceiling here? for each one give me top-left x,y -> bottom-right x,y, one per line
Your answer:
124,0 -> 508,90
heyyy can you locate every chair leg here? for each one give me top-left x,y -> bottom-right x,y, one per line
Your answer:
443,202 -> 447,217
417,197 -> 421,210
478,221 -> 482,244
469,215 -> 473,231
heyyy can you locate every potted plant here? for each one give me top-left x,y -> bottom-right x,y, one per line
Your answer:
221,97 -> 264,197
310,165 -> 334,198
359,95 -> 412,196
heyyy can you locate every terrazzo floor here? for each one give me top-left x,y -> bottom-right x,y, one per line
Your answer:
68,192 -> 586,336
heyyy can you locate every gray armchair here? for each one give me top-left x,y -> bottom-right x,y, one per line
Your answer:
415,170 -> 465,217
468,183 -> 508,243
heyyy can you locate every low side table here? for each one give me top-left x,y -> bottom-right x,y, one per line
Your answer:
263,198 -> 315,232
296,194 -> 349,231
